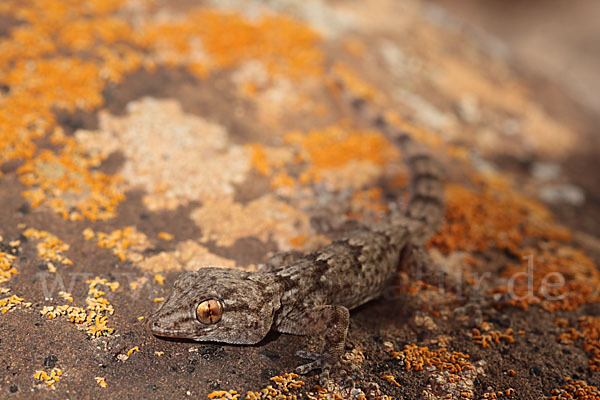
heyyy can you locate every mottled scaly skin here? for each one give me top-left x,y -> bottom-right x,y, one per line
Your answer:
148,86 -> 445,381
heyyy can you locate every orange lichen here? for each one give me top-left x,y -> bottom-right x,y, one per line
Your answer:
557,316 -> 600,372
247,144 -> 272,176
157,232 -> 174,242
351,187 -> 390,217
246,373 -> 305,399
391,343 -> 482,400
471,323 -> 515,348
331,62 -> 379,101
208,390 -> 240,400
141,11 -> 323,81
1,0 -> 325,222
392,344 -> 472,373
548,378 -> 600,400
492,242 -> 600,312
429,177 -> 571,255
382,375 -> 402,387
283,124 -> 398,187
287,125 -> 396,172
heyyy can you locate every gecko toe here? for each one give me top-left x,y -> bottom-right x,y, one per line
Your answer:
296,350 -> 319,360
295,359 -> 321,374
318,365 -> 332,387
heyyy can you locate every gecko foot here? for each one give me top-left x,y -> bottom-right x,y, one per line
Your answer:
296,354 -> 349,388
296,349 -> 319,360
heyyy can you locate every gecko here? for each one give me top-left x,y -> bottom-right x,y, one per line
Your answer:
148,83 -> 445,382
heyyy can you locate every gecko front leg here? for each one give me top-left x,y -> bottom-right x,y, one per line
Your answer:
275,305 -> 350,383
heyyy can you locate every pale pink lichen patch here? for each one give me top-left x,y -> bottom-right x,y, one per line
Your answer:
137,240 -> 238,273
190,194 -> 317,251
76,98 -> 251,211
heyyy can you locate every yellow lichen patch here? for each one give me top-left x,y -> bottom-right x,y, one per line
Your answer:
87,315 -> 114,337
157,232 -> 174,242
0,0 -> 138,176
34,368 -> 62,387
137,240 -> 238,274
0,252 -> 18,284
471,323 -> 515,348
40,277 -> 117,337
91,226 -> 150,262
23,228 -> 73,265
492,242 -> 600,312
18,132 -> 125,221
429,178 -> 571,256
126,346 -> 139,357
208,390 -> 240,400
548,378 -> 600,400
154,274 -> 166,285
247,144 -> 272,176
1,0 -> 325,220
331,62 -> 379,101
95,377 -> 108,388
128,276 -> 148,291
82,228 -> 95,241
245,373 -> 304,399
153,297 -> 164,303
557,316 -> 600,372
0,294 -> 28,314
58,291 -> 74,303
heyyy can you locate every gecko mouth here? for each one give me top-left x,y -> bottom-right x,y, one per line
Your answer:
148,318 -> 186,337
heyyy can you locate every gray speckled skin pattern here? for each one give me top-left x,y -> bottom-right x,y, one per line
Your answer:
148,87 -> 445,380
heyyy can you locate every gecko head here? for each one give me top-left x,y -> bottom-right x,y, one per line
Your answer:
148,267 -> 278,344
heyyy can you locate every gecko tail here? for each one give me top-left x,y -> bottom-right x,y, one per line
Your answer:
398,135 -> 445,243
335,80 -> 445,243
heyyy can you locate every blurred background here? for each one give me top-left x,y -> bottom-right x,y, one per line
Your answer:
431,0 -> 600,119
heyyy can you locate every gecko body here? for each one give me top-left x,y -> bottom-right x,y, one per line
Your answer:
148,88 -> 445,379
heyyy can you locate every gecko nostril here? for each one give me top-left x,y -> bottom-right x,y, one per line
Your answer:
148,318 -> 161,332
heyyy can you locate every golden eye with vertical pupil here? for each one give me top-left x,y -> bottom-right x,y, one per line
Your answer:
196,299 -> 223,324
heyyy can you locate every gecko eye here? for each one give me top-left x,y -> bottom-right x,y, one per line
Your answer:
196,299 -> 223,324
